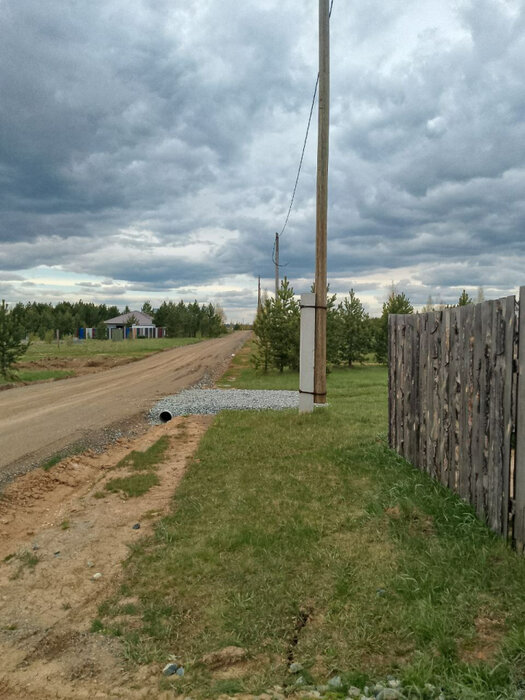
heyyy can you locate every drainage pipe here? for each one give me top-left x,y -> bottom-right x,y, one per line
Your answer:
159,410 -> 173,423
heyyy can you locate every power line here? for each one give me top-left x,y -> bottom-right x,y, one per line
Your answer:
277,0 -> 335,240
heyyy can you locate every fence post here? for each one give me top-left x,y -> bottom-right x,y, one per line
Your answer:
515,287 -> 525,550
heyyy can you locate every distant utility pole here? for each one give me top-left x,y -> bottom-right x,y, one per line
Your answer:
313,0 -> 330,404
274,232 -> 280,298
257,275 -> 262,312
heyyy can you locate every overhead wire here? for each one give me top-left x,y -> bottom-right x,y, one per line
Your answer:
273,0 -> 335,269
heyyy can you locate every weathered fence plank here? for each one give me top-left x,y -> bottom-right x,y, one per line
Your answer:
389,294 -> 518,540
515,288 -> 525,550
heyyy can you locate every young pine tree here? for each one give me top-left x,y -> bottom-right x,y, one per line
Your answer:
0,299 -> 29,379
338,289 -> 370,366
375,290 -> 413,364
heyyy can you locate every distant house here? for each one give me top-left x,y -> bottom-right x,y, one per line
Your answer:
104,311 -> 165,339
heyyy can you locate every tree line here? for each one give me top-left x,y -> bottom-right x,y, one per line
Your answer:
253,280 -> 476,372
3,299 -> 227,341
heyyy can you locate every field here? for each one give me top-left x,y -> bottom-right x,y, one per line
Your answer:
89,345 -> 525,698
1,337 -> 201,386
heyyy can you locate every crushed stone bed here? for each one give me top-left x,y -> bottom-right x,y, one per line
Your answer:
149,388 -> 299,423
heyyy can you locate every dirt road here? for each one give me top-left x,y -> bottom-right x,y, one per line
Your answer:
0,331 -> 250,481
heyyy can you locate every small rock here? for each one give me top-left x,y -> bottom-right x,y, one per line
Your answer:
376,588 -> 386,596
54,551 -> 61,557
32,543 -> 39,551
176,666 -> 185,677
302,692 -> 321,699
295,676 -> 306,686
347,687 -> 361,698
387,680 -> 401,689
87,561 -> 94,568
288,662 -> 303,674
162,663 -> 179,676
328,676 -> 343,689
316,686 -> 329,693
132,523 -> 141,530
91,572 -> 102,581
376,690 -> 406,700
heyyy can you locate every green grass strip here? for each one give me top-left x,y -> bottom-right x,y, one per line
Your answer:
105,473 -> 159,498
95,357 -> 525,698
116,436 -> 170,471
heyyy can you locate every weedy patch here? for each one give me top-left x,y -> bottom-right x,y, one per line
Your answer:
116,436 -> 170,471
9,550 -> 40,580
104,473 -> 159,498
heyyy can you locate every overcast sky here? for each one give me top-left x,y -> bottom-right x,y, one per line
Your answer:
1,0 -> 524,320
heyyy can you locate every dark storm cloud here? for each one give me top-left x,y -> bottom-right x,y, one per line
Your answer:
1,0 -> 525,314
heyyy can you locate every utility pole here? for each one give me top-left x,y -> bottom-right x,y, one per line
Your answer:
257,275 -> 262,312
274,232 -> 280,298
313,0 -> 330,404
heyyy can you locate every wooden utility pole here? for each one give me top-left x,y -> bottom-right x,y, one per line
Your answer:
274,232 -> 280,298
313,0 -> 330,404
257,275 -> 262,312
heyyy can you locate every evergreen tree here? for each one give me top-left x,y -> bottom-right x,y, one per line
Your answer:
252,295 -> 272,372
458,289 -> 473,306
252,279 -> 300,372
0,300 -> 29,379
268,278 -> 300,372
338,289 -> 370,366
141,300 -> 154,315
375,290 -> 413,364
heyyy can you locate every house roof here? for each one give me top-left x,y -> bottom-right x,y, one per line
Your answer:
104,311 -> 155,326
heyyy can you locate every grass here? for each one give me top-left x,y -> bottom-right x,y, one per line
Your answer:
41,445 -> 83,471
93,346 -> 525,698
104,473 -> 160,498
116,436 -> 170,470
104,436 -> 170,498
23,337 -> 201,362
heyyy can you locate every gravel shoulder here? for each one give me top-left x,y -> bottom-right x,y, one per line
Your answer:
0,331 -> 250,487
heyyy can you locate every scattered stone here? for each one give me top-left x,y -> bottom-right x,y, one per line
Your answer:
387,680 -> 401,689
32,543 -> 39,551
132,523 -> 141,530
328,676 -> 343,689
54,551 -> 61,557
288,662 -> 303,674
316,686 -> 329,693
176,666 -> 185,677
87,561 -> 94,568
347,687 -> 361,698
376,689 -> 406,700
295,676 -> 306,686
91,572 -> 102,581
162,663 -> 179,676
200,646 -> 247,669
376,588 -> 386,596
302,692 -> 321,699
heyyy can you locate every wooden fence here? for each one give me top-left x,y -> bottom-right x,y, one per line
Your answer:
388,288 -> 525,547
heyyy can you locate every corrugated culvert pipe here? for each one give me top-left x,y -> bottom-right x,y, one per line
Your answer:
159,410 -> 173,423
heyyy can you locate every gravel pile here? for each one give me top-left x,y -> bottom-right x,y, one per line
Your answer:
149,388 -> 299,423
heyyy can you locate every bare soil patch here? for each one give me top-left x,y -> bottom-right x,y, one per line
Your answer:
16,355 -> 139,377
0,415 -> 213,699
